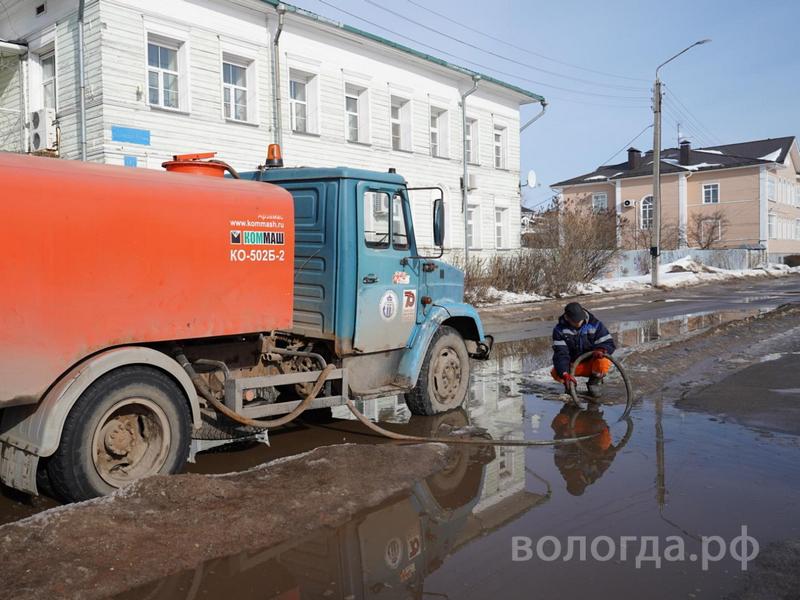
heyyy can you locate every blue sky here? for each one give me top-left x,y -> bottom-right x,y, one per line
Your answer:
287,0 -> 799,210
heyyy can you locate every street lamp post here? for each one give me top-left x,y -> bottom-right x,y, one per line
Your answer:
651,39 -> 711,287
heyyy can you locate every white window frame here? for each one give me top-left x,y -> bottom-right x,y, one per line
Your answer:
493,125 -> 507,169
289,68 -> 319,135
40,50 -> 56,110
702,183 -> 720,204
466,204 -> 480,249
221,53 -> 256,124
767,177 -> 776,202
344,82 -> 370,144
494,207 -> 508,249
794,184 -> 800,208
26,27 -> 56,113
465,117 -> 479,165
640,195 -> 654,229
768,213 -> 776,239
146,32 -> 189,112
429,106 -> 448,158
795,218 -> 800,240
591,192 -> 608,212
390,95 -> 411,152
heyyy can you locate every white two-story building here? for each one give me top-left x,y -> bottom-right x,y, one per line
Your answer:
0,0 -> 544,256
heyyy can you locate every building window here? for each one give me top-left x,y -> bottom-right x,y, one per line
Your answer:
430,107 -> 448,158
465,118 -> 478,164
767,177 -> 776,202
390,96 -> 410,151
147,38 -> 181,109
40,51 -> 56,109
495,207 -> 508,249
640,195 -> 653,229
493,125 -> 507,169
768,213 -> 776,239
794,185 -> 800,208
222,57 -> 249,122
796,218 -> 800,240
289,69 -> 318,134
466,205 -> 479,248
344,83 -> 369,144
702,183 -> 719,204
592,192 -> 608,212
364,191 -> 390,249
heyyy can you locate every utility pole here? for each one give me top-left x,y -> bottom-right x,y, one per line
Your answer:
651,78 -> 662,286
650,39 -> 711,287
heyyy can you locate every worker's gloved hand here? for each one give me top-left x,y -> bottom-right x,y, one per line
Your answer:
592,348 -> 606,359
562,372 -> 578,387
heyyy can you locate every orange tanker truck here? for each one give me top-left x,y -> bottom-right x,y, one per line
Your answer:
0,150 -> 492,501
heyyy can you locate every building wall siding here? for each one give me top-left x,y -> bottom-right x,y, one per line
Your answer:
0,54 -> 23,152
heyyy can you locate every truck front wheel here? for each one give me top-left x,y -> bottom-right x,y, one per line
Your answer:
47,366 -> 191,502
404,325 -> 471,416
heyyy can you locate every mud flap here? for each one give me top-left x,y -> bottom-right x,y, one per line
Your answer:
0,443 -> 39,495
469,335 -> 494,360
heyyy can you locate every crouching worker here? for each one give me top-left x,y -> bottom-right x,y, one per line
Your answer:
551,302 -> 616,399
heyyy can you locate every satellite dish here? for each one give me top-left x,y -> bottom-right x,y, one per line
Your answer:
526,170 -> 537,188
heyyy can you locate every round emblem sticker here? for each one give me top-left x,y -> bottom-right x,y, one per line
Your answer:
380,290 -> 398,321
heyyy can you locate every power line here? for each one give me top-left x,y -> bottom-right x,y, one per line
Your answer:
663,87 -> 723,145
363,0 -> 645,92
663,98 -> 712,146
405,0 -> 648,84
599,124 -> 654,166
313,0 -> 651,101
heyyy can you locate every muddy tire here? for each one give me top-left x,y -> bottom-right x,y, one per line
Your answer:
47,366 -> 191,502
404,326 -> 470,416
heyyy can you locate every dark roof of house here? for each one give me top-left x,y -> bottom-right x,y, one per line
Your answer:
552,136 -> 797,187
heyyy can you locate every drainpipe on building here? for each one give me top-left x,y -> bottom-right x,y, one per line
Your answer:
271,4 -> 286,147
519,100 -> 547,133
461,76 -> 479,263
77,0 -> 87,161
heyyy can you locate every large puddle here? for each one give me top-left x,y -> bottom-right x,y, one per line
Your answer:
103,306 -> 800,600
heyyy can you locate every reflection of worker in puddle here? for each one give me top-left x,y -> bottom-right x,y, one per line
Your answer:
551,302 -> 616,398
551,404 -> 616,496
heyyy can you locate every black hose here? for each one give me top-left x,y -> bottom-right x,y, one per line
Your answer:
567,351 -> 634,422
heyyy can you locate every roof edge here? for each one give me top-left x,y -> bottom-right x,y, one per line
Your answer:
259,0 -> 545,104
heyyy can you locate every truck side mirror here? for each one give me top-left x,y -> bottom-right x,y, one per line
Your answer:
433,198 -> 445,247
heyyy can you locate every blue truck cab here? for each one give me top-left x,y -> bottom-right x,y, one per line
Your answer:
242,165 -> 492,415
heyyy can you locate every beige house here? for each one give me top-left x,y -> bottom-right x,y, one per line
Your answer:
552,136 -> 800,259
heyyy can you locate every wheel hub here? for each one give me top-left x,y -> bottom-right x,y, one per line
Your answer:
92,398 -> 171,488
432,347 -> 462,404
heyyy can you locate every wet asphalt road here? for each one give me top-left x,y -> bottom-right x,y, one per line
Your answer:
484,276 -> 800,343
2,275 -> 800,600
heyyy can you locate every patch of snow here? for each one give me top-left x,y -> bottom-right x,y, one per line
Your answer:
759,149 -> 782,162
583,175 -> 607,181
684,162 -> 722,171
478,257 -> 800,307
696,149 -> 723,155
610,172 -> 624,178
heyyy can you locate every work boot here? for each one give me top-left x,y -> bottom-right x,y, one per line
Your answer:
586,376 -> 603,399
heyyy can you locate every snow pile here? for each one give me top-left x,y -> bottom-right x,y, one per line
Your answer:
478,256 -> 800,306
759,149 -> 782,162
483,286 -> 548,305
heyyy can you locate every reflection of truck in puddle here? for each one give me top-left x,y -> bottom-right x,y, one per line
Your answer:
115,416 -> 550,600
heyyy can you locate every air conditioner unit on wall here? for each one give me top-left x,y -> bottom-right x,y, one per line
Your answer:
460,174 -> 478,191
30,108 -> 56,152
623,199 -> 634,208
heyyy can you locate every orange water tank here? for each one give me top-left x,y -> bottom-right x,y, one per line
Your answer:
0,153 -> 294,406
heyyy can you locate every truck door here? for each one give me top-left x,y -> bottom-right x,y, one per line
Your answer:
354,183 -> 419,353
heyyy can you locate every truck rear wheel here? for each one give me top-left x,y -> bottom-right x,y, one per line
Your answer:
47,366 -> 191,502
404,325 -> 470,416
